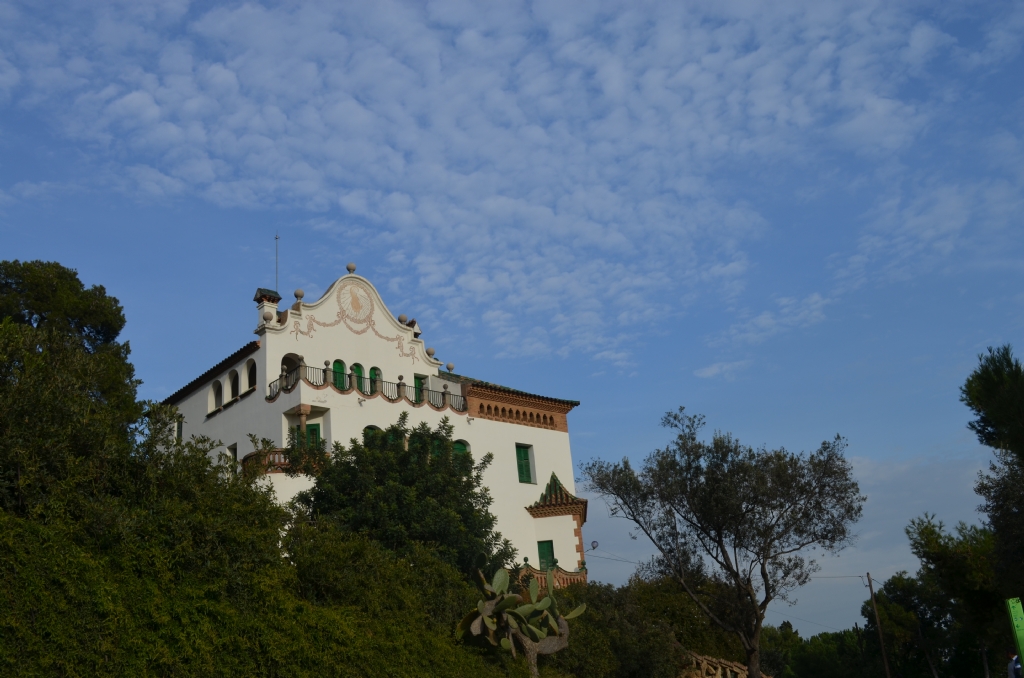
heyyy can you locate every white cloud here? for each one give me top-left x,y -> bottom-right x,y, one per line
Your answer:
0,0 -> 1021,360
723,293 -> 830,345
694,360 -> 751,379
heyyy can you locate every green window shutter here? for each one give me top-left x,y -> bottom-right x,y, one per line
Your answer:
516,445 -> 533,483
414,376 -> 425,403
306,424 -> 321,447
537,541 -> 555,570
453,441 -> 468,456
332,360 -> 345,388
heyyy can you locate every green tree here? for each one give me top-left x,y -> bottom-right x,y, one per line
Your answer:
286,412 -> 516,576
581,408 -> 864,678
0,259 -> 127,351
961,344 -> 1024,594
906,516 -> 1005,677
961,345 -> 1024,461
787,626 -> 876,678
0,263 -> 520,677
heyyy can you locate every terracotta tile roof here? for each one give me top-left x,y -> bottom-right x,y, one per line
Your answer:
437,371 -> 580,407
163,341 -> 260,406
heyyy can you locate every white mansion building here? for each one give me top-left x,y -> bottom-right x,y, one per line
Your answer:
165,266 -> 588,580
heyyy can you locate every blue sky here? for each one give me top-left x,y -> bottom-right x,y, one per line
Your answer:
2,0 -> 1023,635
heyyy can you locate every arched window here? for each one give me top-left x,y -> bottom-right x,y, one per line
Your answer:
453,440 -> 469,456
352,363 -> 365,393
363,425 -> 382,444
228,370 -> 240,399
369,367 -> 382,394
211,381 -> 223,410
246,360 -> 257,390
333,360 -> 346,389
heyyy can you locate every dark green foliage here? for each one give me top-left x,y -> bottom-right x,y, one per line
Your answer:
961,344 -> 1024,460
782,627 -> 878,678
581,407 -> 863,678
546,577 -> 743,678
0,259 -> 126,351
961,344 -> 1024,601
907,516 -> 1007,661
0,263 -> 522,677
759,621 -> 802,678
287,412 -> 516,575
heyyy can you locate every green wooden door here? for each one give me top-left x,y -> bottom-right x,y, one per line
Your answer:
332,360 -> 345,389
306,423 -> 321,447
352,364 -> 365,392
369,367 -> 381,394
414,375 -> 425,403
516,445 -> 532,483
453,441 -> 468,456
537,541 -> 555,570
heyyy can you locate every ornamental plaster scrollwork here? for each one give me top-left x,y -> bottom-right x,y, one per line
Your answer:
289,279 -> 418,363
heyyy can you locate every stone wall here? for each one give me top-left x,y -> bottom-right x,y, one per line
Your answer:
678,652 -> 772,678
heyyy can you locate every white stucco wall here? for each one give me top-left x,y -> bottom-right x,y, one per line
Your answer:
170,272 -> 584,570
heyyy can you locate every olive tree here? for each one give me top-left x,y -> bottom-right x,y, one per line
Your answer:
581,408 -> 864,678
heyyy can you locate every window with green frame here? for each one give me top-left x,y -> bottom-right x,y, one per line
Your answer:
516,444 -> 533,483
369,366 -> 382,394
352,363 -> 365,393
413,375 -> 425,403
537,540 -> 555,570
294,423 -> 321,446
332,360 -> 346,389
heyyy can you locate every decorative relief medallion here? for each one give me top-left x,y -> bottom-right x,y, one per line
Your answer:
289,279 -> 418,363
339,282 -> 374,323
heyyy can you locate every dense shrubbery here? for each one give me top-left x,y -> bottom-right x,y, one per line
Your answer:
0,262 -> 522,677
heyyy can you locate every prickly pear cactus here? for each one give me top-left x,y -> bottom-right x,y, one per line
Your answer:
456,568 -> 585,678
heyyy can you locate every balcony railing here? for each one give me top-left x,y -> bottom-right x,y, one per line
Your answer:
267,366 -> 467,412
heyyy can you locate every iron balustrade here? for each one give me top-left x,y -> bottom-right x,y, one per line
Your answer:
267,369 -> 467,412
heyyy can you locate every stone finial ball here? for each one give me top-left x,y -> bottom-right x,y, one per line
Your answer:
446,362 -> 454,372
426,347 -> 436,357
262,311 -> 274,322
324,360 -> 330,367
346,262 -> 357,273
398,375 -> 404,382
294,289 -> 304,300
398,314 -> 408,324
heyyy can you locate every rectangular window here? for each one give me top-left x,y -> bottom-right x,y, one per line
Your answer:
227,443 -> 238,472
306,423 -> 321,447
175,418 -> 183,442
516,444 -> 533,484
537,540 -> 555,570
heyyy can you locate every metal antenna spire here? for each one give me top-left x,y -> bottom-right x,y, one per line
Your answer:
275,232 -> 279,291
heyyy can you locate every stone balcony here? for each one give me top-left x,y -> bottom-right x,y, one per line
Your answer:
266,365 -> 467,412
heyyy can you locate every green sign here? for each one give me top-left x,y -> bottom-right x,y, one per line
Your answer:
1008,598 -> 1024,657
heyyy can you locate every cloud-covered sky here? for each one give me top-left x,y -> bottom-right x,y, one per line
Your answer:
2,0 -> 1022,635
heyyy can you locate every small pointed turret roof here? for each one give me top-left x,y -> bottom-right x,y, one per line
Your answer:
526,473 -> 587,522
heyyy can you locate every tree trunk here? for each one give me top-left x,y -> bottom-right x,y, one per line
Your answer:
511,617 -> 569,678
980,644 -> 991,678
746,647 -> 761,678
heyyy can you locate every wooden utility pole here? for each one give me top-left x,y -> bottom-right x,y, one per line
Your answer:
867,572 -> 892,678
